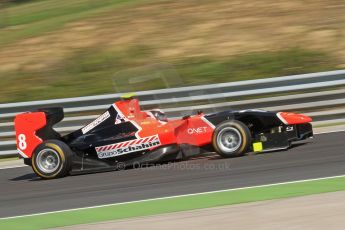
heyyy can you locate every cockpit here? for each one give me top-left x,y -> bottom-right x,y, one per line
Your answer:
147,109 -> 168,122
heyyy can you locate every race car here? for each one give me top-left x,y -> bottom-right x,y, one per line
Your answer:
14,96 -> 313,179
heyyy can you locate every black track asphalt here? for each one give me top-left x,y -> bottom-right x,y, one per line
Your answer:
0,131 -> 344,218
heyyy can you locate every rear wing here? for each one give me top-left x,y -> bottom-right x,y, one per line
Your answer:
14,108 -> 63,158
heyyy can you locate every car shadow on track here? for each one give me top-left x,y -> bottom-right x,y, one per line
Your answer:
8,144 -> 310,181
10,173 -> 40,181
289,142 -> 309,149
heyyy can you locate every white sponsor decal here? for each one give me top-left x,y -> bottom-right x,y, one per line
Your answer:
82,111 -> 110,134
115,113 -> 125,125
96,135 -> 161,159
187,127 -> 208,134
286,126 -> 294,132
239,109 -> 268,113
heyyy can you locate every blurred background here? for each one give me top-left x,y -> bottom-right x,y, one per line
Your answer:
0,0 -> 344,103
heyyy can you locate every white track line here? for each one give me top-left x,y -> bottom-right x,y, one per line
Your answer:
1,174 -> 345,220
0,129 -> 344,171
314,129 -> 345,135
0,165 -> 27,170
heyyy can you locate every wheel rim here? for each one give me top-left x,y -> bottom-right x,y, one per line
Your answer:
36,149 -> 60,174
217,127 -> 242,153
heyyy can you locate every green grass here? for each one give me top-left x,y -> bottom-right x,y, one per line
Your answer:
0,0 -> 144,45
1,176 -> 345,230
0,156 -> 19,161
314,121 -> 345,128
0,47 -> 340,103
0,0 -> 343,104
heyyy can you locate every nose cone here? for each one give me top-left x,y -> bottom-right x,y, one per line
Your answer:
277,112 -> 312,125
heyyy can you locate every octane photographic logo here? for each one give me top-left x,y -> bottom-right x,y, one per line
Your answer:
96,135 -> 161,159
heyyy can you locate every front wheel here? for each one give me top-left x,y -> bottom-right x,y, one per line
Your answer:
32,140 -> 73,179
212,120 -> 251,158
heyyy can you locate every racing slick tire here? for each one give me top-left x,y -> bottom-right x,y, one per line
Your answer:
31,140 -> 73,179
212,120 -> 251,158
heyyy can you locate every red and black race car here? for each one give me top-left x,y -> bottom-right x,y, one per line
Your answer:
14,96 -> 313,179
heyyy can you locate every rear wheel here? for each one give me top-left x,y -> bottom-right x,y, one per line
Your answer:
32,140 -> 73,179
212,120 -> 251,158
